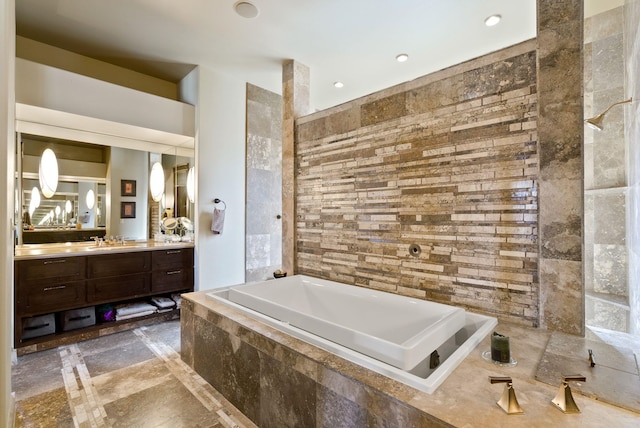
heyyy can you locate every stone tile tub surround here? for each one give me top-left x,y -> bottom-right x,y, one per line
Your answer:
208,275 -> 497,394
181,291 -> 640,427
295,40 -> 540,328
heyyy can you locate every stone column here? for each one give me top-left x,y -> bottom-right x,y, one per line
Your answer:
537,0 -> 584,335
282,60 -> 310,274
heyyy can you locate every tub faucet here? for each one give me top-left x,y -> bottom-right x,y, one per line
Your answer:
551,374 -> 586,414
489,376 -> 523,414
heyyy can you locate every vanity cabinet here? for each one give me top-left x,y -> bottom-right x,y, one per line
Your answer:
151,248 -> 194,293
87,251 -> 152,304
14,246 -> 194,349
15,256 -> 86,315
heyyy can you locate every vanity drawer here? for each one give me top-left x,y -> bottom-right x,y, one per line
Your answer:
87,273 -> 151,303
151,268 -> 193,293
87,251 -> 151,278
16,280 -> 86,315
152,247 -> 193,270
16,256 -> 85,285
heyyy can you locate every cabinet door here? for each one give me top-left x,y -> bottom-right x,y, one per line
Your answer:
151,269 -> 193,293
17,281 -> 86,315
87,273 -> 151,303
16,256 -> 85,285
152,248 -> 194,270
88,251 -> 151,278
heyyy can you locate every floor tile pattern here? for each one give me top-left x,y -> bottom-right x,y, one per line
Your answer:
12,321 -> 257,428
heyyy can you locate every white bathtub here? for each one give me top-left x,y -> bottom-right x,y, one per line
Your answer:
207,274 -> 497,394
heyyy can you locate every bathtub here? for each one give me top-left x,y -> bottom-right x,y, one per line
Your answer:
207,274 -> 497,394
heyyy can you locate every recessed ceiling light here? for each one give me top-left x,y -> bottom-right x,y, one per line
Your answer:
334,81 -> 344,88
484,14 -> 501,27
396,53 -> 409,63
234,1 -> 259,19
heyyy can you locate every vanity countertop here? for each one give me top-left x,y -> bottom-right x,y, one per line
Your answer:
14,240 -> 195,260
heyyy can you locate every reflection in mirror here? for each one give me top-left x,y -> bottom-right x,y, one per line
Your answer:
19,134 -> 109,244
155,153 -> 195,242
17,133 -> 195,245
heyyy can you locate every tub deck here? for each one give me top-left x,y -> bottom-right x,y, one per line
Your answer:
182,291 -> 639,427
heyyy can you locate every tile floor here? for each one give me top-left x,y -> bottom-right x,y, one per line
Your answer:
12,320 -> 257,428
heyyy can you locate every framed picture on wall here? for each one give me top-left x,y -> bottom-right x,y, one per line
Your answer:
121,179 -> 136,196
121,201 -> 136,219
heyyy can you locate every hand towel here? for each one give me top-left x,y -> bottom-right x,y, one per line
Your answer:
115,302 -> 157,317
171,294 -> 183,309
115,310 -> 156,321
150,296 -> 176,309
211,207 -> 226,234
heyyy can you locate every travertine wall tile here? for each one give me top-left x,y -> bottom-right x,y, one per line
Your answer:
246,84 -> 283,282
282,61 -> 310,275
536,0 -> 583,334
295,46 -> 539,325
584,4 -> 630,333
626,0 -> 640,335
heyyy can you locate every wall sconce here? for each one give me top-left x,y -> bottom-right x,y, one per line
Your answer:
86,189 -> 95,210
28,187 -> 40,217
584,98 -> 632,131
149,161 -> 165,202
38,148 -> 58,198
187,166 -> 195,203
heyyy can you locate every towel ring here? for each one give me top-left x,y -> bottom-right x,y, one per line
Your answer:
214,198 -> 227,209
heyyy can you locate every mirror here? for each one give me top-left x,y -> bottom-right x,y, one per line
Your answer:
17,133 -> 194,245
152,153 -> 195,242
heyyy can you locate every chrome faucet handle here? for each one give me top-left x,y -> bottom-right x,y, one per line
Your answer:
552,374 -> 586,413
489,376 -> 524,415
588,349 -> 596,367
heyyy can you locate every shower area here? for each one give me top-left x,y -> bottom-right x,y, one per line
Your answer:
584,3 -> 639,335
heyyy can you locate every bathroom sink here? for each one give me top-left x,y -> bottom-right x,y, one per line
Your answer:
85,243 -> 147,251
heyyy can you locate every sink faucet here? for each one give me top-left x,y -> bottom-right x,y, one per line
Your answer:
92,236 -> 104,247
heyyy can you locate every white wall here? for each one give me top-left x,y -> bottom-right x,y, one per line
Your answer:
180,66 -> 246,290
0,0 -> 15,423
77,181 -> 97,228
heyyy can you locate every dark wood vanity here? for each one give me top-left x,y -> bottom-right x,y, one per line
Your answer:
14,243 -> 194,352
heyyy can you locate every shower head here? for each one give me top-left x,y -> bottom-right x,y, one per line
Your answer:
584,98 -> 633,131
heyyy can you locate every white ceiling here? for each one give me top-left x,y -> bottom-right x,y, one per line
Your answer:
15,1 -> 541,111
